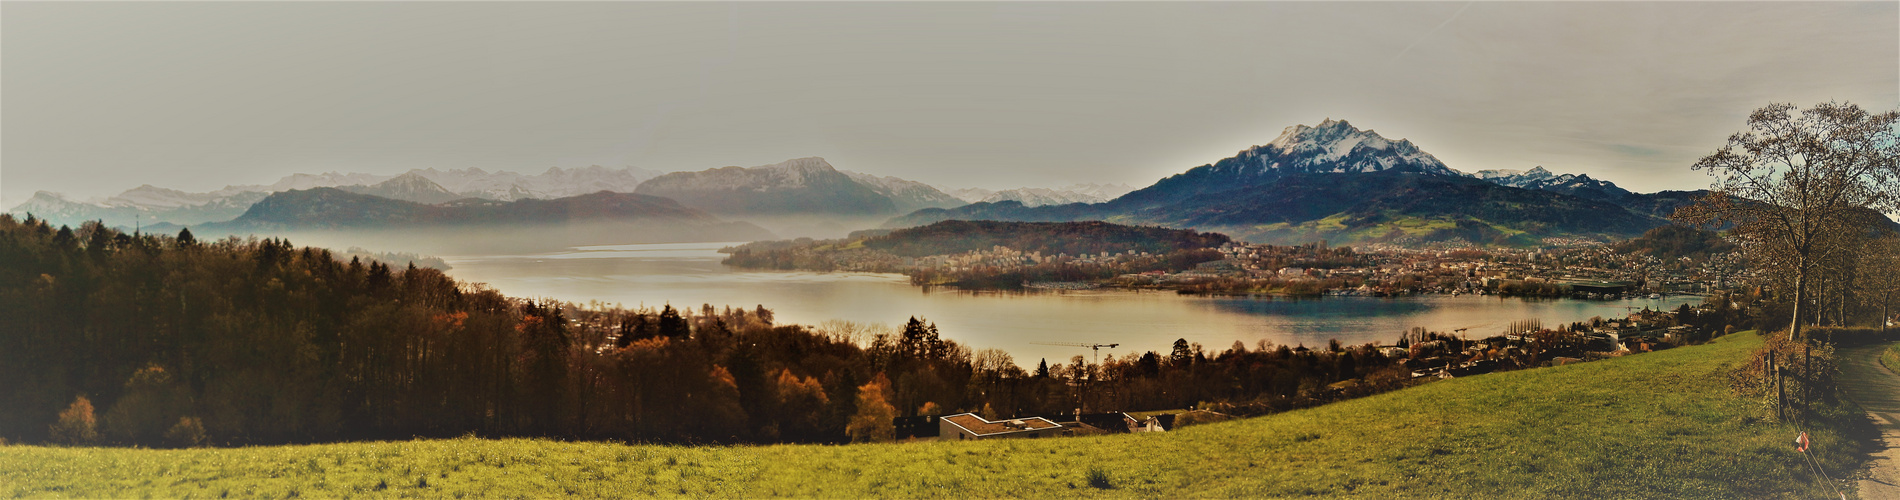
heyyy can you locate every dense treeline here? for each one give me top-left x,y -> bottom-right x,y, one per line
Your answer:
0,214 -> 849,445
721,220 -> 1232,289
860,220 -> 1231,258
0,215 -> 1413,447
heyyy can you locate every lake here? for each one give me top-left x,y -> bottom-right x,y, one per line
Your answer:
443,242 -> 1704,367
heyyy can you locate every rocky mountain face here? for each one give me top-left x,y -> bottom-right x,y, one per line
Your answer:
635,157 -> 900,216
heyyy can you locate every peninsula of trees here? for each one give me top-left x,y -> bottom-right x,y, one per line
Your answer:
721,220 -> 1232,289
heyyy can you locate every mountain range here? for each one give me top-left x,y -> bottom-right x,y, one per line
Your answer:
887,119 -> 1701,246
11,165 -> 665,228
166,188 -> 775,253
632,158 -> 897,217
11,159 -> 979,235
13,118 -> 1711,247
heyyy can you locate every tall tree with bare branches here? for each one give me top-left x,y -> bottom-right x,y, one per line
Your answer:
1674,102 -> 1900,340
1860,237 -> 1900,334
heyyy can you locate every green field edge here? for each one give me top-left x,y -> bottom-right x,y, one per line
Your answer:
0,332 -> 1870,499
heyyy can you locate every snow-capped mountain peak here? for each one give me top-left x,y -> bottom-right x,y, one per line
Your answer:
339,172 -> 463,204
1472,165 -> 1634,202
1214,119 -> 1460,179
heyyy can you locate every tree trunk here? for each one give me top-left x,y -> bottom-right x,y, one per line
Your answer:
1791,262 -> 1808,341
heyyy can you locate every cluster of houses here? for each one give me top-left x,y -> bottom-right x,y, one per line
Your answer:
893,411 -> 1175,441
1111,241 -> 1742,298
899,246 -> 1158,273
1394,307 -> 1706,380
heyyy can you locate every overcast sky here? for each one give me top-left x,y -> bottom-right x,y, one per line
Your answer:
4,2 -> 1896,207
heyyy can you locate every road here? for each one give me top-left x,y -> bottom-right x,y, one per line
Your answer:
1839,345 -> 1900,500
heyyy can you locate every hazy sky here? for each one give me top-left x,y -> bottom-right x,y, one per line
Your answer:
4,2 -> 1896,208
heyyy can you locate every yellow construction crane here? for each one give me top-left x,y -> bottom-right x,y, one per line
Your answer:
1031,342 -> 1120,366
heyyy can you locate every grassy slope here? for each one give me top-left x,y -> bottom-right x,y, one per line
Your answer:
0,332 -> 1862,498
1883,342 -> 1900,375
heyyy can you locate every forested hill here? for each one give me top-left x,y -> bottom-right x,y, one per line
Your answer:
887,171 -> 1676,246
860,220 -> 1231,258
0,214 -> 858,445
1610,225 -> 1738,261
720,220 -> 1232,289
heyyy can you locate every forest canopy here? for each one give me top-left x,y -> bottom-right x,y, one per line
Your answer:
0,215 -> 1402,447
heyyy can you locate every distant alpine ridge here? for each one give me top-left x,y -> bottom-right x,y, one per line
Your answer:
634,157 -> 965,217
949,183 -> 1137,207
9,165 -> 665,228
889,119 -> 1700,246
10,158 -> 977,231
1473,166 -> 1635,203
173,188 -> 775,250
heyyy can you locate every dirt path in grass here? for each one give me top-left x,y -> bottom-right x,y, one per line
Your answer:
1839,345 -> 1900,500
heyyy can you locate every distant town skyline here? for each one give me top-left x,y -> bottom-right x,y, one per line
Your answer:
4,2 -> 1896,207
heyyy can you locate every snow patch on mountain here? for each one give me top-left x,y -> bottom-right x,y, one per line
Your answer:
948,183 -> 1136,207
1471,166 -> 1634,202
339,173 -> 465,204
841,170 -> 966,213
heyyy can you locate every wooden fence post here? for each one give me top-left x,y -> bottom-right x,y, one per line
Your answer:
1770,353 -> 1782,420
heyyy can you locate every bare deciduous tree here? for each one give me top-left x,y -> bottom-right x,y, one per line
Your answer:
1674,102 -> 1900,340
1860,237 -> 1900,334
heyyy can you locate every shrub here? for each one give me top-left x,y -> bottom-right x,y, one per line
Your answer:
1172,410 -> 1233,428
165,417 -> 207,448
1085,466 -> 1114,489
104,365 -> 190,445
1729,330 -> 1836,420
49,396 -> 100,445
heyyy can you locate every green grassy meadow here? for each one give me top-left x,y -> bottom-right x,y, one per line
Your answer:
0,332 -> 1870,498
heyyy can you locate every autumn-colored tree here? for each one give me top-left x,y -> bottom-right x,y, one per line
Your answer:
845,374 -> 896,443
774,369 -> 830,441
50,396 -> 99,445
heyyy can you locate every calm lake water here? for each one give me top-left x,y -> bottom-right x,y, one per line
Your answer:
443,242 -> 1704,367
